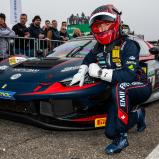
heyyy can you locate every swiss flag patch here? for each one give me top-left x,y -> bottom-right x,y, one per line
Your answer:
118,109 -> 128,125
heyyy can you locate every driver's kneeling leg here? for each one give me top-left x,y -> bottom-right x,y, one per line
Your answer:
104,82 -> 151,154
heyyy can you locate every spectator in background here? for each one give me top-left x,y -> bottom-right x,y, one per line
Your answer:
42,20 -> 51,37
61,21 -> 69,39
12,14 -> 29,37
12,13 -> 29,54
72,28 -> 82,38
60,26 -> 69,42
47,20 -> 60,48
47,20 -> 60,40
29,15 -> 44,39
0,13 -> 15,59
61,21 -> 67,28
28,15 -> 45,57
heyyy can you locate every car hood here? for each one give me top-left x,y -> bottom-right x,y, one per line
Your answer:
0,57 -> 83,83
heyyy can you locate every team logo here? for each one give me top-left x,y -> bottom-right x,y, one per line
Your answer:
10,74 -> 22,80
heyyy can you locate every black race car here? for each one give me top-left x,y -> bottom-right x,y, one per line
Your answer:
0,36 -> 158,130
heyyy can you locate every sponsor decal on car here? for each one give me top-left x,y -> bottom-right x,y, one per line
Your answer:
61,66 -> 80,72
9,57 -> 27,65
95,117 -> 106,128
13,68 -> 39,73
10,73 -> 22,80
0,65 -> 9,71
1,84 -> 7,89
0,90 -> 16,100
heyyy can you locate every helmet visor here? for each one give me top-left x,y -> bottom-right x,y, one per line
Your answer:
91,21 -> 115,34
89,13 -> 116,26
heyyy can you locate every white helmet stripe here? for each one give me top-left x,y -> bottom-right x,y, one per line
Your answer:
89,12 -> 117,24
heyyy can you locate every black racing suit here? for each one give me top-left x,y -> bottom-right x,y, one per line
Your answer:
83,36 -> 152,139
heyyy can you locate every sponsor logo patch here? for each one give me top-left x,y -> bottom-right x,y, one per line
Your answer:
119,91 -> 126,107
119,82 -> 130,89
95,117 -> 106,128
128,65 -> 134,71
126,61 -> 137,65
112,58 -> 121,63
112,49 -> 120,58
0,90 -> 16,100
129,56 -> 135,60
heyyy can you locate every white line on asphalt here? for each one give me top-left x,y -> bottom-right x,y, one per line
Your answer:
146,144 -> 159,159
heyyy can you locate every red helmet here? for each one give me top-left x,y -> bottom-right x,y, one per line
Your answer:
89,5 -> 121,45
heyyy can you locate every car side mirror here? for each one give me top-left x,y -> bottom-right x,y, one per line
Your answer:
149,47 -> 159,55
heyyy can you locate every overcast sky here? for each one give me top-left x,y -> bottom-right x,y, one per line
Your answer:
1,0 -> 159,40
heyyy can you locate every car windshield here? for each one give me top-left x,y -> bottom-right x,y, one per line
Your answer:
47,39 -> 96,58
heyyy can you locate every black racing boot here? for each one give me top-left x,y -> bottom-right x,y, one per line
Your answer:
105,133 -> 129,154
137,107 -> 146,132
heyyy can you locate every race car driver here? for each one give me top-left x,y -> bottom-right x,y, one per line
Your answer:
70,4 -> 152,154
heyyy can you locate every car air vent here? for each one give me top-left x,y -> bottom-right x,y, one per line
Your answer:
13,59 -> 67,69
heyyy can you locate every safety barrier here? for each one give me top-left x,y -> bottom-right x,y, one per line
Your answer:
0,36 -> 65,60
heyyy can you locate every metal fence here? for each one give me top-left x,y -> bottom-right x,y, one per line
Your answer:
0,36 -> 65,60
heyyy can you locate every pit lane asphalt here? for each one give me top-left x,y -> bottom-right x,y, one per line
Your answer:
0,101 -> 159,159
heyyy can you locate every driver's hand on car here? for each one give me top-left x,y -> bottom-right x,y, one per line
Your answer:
70,65 -> 88,87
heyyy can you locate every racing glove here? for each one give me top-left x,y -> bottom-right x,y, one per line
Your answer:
88,63 -> 101,78
100,68 -> 113,82
89,63 -> 113,82
70,65 -> 88,87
